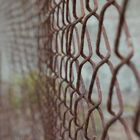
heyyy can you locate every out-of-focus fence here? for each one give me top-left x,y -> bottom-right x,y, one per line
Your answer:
0,0 -> 140,140
0,0 -> 43,139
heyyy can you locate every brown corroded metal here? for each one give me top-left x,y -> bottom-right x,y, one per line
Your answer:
5,0 -> 140,139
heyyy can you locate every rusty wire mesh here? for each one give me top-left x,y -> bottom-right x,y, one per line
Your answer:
0,0 -> 140,140
37,0 -> 140,140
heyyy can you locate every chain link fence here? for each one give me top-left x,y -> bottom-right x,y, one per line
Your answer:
0,0 -> 140,140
